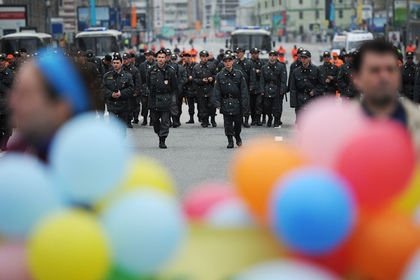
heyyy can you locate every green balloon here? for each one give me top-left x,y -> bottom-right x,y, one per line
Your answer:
103,267 -> 139,280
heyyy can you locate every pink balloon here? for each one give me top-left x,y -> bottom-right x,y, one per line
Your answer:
0,242 -> 33,280
296,97 -> 367,166
183,182 -> 236,219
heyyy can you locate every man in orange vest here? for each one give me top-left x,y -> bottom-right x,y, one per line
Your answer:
331,52 -> 344,67
406,42 -> 416,53
291,45 -> 298,61
277,45 -> 286,63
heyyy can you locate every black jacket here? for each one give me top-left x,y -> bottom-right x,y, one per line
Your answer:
146,63 -> 177,111
260,61 -> 287,98
290,63 -> 325,108
139,60 -> 156,97
401,62 -> 416,98
122,63 -> 141,96
192,61 -> 217,96
287,59 -> 302,92
102,69 -> 134,112
319,62 -> 339,93
183,61 -> 197,97
214,67 -> 249,116
233,58 -> 257,92
337,63 -> 359,98
0,67 -> 14,114
250,58 -> 264,94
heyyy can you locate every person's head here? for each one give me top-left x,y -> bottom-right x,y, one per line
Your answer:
250,48 -> 260,60
191,45 -> 195,50
7,54 -> 14,63
184,53 -> 192,63
123,53 -> 131,66
301,50 -> 311,67
294,45 -> 297,49
9,52 -> 91,144
130,53 -> 136,64
223,54 -> 234,70
332,52 -> 338,59
103,55 -> 112,66
76,50 -> 86,64
85,49 -> 94,61
406,52 -> 415,64
113,53 -> 123,71
209,52 -> 214,60
235,47 -> 245,59
0,54 -> 6,70
13,51 -> 21,63
297,47 -> 304,61
19,48 -> 27,57
219,48 -> 224,54
352,39 -> 400,107
156,50 -> 166,66
323,51 -> 331,64
145,50 -> 154,63
165,49 -> 172,62
171,54 -> 178,62
268,51 -> 278,63
344,52 -> 353,63
199,50 -> 209,63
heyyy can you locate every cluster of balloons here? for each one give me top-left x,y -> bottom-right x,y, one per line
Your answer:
0,113 -> 186,280
230,98 -> 420,280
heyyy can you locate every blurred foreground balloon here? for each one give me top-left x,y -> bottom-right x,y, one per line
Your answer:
392,167 -> 420,214
297,98 -> 367,166
231,138 -> 306,223
336,120 -> 416,208
101,189 -> 186,276
50,113 -> 131,205
0,242 -> 32,280
231,259 -> 341,280
402,247 -> 420,280
351,211 -> 420,280
28,210 -> 110,280
0,154 -> 62,237
271,167 -> 356,255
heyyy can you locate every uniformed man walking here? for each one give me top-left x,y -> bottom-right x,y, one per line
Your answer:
165,49 -> 185,128
319,51 -> 339,96
401,51 -> 416,101
182,53 -> 197,123
122,53 -> 141,127
86,49 -> 104,76
102,53 -> 134,135
193,50 -> 217,127
290,50 -> 325,117
171,54 -> 187,127
214,53 -> 249,148
0,53 -> 14,150
102,55 -> 113,74
146,50 -> 177,148
287,47 -> 304,119
260,51 -> 287,127
249,47 -> 264,126
8,51 -> 21,74
139,50 -> 156,126
338,51 -> 359,99
233,47 -> 256,128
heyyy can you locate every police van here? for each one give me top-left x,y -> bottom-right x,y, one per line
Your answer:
331,33 -> 347,55
345,30 -> 374,52
75,27 -> 124,58
0,31 -> 53,55
229,27 -> 272,61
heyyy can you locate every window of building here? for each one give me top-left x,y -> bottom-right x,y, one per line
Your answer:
315,10 -> 319,19
272,0 -> 274,6
279,0 -> 282,5
258,2 -> 260,9
299,0 -> 303,4
299,11 -> 303,19
265,1 -> 268,8
339,0 -> 343,3
339,10 -> 343,18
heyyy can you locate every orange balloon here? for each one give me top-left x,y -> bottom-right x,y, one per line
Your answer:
230,138 -> 306,224
351,211 -> 420,280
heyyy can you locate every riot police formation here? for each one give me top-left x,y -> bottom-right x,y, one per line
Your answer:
260,51 -> 287,127
138,50 -> 156,126
401,52 -> 416,101
192,50 -> 217,128
319,51 -> 339,96
0,53 -> 14,151
337,51 -> 360,99
214,53 -> 249,148
146,50 -> 177,148
181,53 -> 198,124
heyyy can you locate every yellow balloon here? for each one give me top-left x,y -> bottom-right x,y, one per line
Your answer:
392,167 -> 420,214
28,210 -> 110,280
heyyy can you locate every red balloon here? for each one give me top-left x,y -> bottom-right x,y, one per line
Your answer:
0,242 -> 33,280
335,120 -> 416,208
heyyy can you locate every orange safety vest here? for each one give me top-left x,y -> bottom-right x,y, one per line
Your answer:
332,58 -> 344,67
291,48 -> 298,58
399,60 -> 403,67
406,46 -> 416,53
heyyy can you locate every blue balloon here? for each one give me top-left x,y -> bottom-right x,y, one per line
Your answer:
50,113 -> 131,205
271,167 -> 356,255
101,189 -> 187,275
0,154 -> 63,237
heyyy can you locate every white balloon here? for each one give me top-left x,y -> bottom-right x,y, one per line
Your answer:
204,197 -> 255,228
402,247 -> 420,280
232,259 -> 342,280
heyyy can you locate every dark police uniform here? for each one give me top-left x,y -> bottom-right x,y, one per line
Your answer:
216,50 -> 234,73
101,55 -> 113,76
260,51 -> 287,127
214,53 -> 249,148
122,53 -> 142,127
0,53 -> 14,150
170,53 -> 187,128
86,49 -> 105,76
287,47 -> 304,93
319,51 -> 339,95
139,50 -> 156,125
102,54 -> 134,135
401,52 -> 416,101
337,52 -> 359,99
182,53 -> 197,123
192,50 -> 217,127
8,51 -> 21,74
146,50 -> 177,148
290,50 -> 325,115
249,47 -> 264,126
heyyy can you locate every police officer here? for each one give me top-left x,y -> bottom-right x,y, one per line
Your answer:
338,51 -> 359,99
86,49 -> 104,76
249,47 -> 264,126
171,54 -> 188,124
290,50 -> 325,116
233,47 -> 256,128
319,51 -> 339,96
122,53 -> 141,127
139,50 -> 156,126
147,49 -> 177,148
214,53 -> 249,148
8,51 -> 21,73
260,51 -> 287,127
102,54 -> 134,135
401,51 -> 416,101
287,47 -> 304,92
0,53 -> 14,150
216,50 -> 234,73
182,53 -> 197,123
193,50 -> 217,127
102,54 -> 113,74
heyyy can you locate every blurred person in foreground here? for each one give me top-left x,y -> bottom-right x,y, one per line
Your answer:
8,50 -> 92,161
353,39 -> 420,150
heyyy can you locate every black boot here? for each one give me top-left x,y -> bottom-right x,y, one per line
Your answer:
235,134 -> 242,147
262,114 -> 266,125
159,137 -> 167,149
256,114 -> 262,126
127,122 -> 133,128
201,117 -> 209,128
267,115 -> 273,127
251,116 -> 257,126
273,117 -> 282,127
211,116 -> 217,127
141,117 -> 148,126
169,117 -> 173,127
186,114 -> 194,124
227,136 -> 234,149
173,116 -> 181,128
149,117 -> 153,126
243,116 -> 250,128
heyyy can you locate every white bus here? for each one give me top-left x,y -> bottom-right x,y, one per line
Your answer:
0,31 -> 53,55
229,27 -> 272,60
75,27 -> 124,58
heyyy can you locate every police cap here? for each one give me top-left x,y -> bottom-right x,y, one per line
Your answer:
269,50 -> 278,56
250,47 -> 260,54
183,52 -> 191,57
297,47 -> 304,54
235,47 -> 245,53
104,54 -> 112,62
199,50 -> 209,57
0,53 -> 6,60
222,53 -> 234,61
19,48 -> 27,53
301,50 -> 311,58
344,51 -> 353,57
122,53 -> 130,59
13,51 -> 20,57
323,51 -> 331,57
144,50 -> 154,56
86,49 -> 94,58
113,53 -> 122,61
406,51 -> 415,58
130,53 -> 136,58
76,50 -> 86,57
171,54 -> 178,60
165,48 -> 172,56
156,49 -> 166,56
225,49 -> 233,55
352,51 -> 358,57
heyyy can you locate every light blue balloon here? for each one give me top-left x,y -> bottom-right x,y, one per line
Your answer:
403,248 -> 420,280
0,153 -> 63,237
101,189 -> 187,275
50,113 -> 131,205
271,167 -> 356,255
231,260 -> 341,280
